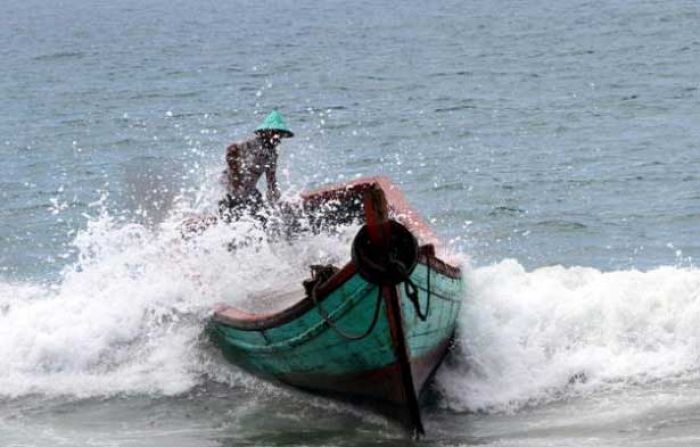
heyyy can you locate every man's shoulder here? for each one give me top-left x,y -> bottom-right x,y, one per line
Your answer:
227,135 -> 261,152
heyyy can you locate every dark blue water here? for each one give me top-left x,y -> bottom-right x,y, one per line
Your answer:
2,0 -> 700,445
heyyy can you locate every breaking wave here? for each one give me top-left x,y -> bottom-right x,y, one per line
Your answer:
0,198 -> 354,398
438,258 -> 700,413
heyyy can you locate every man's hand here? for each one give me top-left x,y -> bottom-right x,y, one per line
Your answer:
267,185 -> 281,203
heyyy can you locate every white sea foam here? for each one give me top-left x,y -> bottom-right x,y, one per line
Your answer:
437,258 -> 700,413
0,201 -> 354,398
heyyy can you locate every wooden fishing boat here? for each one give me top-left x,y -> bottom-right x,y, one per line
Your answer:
208,177 -> 464,436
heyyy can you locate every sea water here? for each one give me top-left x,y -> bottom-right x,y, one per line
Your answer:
2,0 -> 700,445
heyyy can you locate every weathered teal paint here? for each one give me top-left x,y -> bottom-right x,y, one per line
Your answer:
209,260 -> 463,382
401,263 -> 464,360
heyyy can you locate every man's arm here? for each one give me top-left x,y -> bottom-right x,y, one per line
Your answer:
225,143 -> 243,193
265,152 -> 281,203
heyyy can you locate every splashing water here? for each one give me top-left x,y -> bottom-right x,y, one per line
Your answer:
438,258 -> 700,413
0,195 -> 356,399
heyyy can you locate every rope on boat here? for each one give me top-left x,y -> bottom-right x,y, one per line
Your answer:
390,255 -> 431,322
350,219 -> 432,323
309,220 -> 433,342
310,280 -> 384,341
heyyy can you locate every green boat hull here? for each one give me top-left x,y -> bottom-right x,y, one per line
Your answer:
209,256 -> 463,431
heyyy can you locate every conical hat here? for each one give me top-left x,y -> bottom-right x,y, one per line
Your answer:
255,111 -> 294,138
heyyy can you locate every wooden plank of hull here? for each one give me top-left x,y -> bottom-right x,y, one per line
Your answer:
272,336 -> 451,402
276,334 -> 454,433
211,328 -> 455,433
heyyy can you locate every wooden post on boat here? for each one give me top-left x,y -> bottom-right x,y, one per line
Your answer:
362,184 -> 391,248
362,184 -> 425,437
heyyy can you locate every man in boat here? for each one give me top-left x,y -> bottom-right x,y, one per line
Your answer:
219,110 -> 294,221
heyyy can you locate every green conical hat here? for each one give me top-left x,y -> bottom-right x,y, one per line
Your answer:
255,111 -> 294,138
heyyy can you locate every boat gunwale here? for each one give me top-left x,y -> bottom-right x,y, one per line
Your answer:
212,250 -> 461,331
211,176 -> 462,332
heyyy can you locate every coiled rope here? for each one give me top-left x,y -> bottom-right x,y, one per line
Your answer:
310,280 -> 384,341
310,255 -> 432,341
389,255 -> 431,322
308,220 -> 432,341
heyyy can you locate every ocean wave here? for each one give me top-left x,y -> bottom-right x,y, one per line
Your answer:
0,204 -> 353,398
437,258 -> 700,413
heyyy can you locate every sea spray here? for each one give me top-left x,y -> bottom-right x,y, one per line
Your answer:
0,201 -> 355,399
437,259 -> 700,413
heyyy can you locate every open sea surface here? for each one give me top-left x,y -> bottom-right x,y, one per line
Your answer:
2,0 -> 700,445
